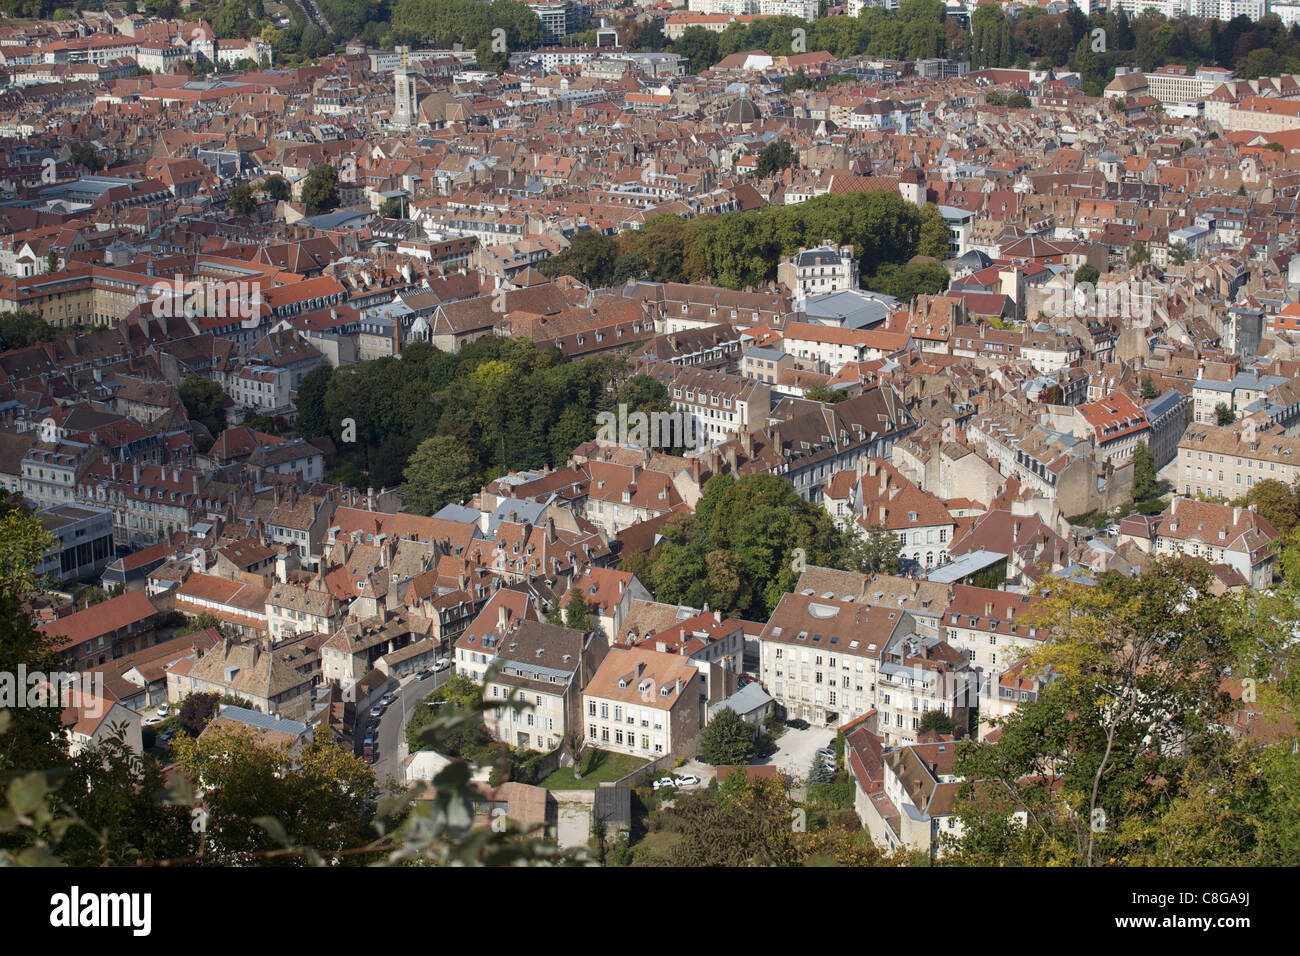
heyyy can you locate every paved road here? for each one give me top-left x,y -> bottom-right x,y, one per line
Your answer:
369,669 -> 448,791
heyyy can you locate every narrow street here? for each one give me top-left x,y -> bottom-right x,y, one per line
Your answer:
370,669 -> 447,791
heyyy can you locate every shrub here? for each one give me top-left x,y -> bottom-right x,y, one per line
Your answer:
807,780 -> 855,808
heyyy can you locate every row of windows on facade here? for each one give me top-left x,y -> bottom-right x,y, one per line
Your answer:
587,725 -> 663,753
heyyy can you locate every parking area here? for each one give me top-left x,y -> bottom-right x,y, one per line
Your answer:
752,725 -> 837,783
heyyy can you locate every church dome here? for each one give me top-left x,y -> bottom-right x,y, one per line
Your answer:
725,96 -> 761,126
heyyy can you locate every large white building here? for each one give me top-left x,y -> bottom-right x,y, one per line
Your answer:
688,0 -> 819,15
1114,0 -> 1263,20
1144,64 -> 1235,106
778,243 -> 859,311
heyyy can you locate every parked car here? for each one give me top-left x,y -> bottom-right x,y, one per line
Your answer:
379,693 -> 397,707
785,718 -> 809,730
816,747 -> 836,761
433,658 -> 451,672
673,774 -> 701,788
363,752 -> 376,765
738,673 -> 756,686
651,776 -> 677,791
754,742 -> 775,759
157,730 -> 175,748
363,739 -> 375,755
369,704 -> 386,719
414,668 -> 433,681
156,703 -> 169,718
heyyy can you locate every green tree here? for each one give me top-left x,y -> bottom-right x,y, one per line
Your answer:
755,140 -> 798,177
1140,374 -> 1159,400
402,434 -> 480,515
179,375 -> 226,438
0,310 -> 61,349
848,522 -> 903,575
229,182 -> 255,216
1074,263 -> 1100,286
1215,403 -> 1236,426
674,25 -> 720,73
70,142 -> 101,172
1131,441 -> 1158,501
667,773 -> 800,865
803,382 -> 848,403
178,612 -> 224,636
539,229 -> 618,286
171,725 -> 377,863
807,754 -> 834,784
178,691 -> 222,737
294,364 -> 334,439
301,163 -> 340,216
948,559 -> 1240,866
0,508 -> 57,600
1128,238 -> 1150,266
51,730 -> 193,865
261,175 -> 290,201
1243,478 -> 1300,536
650,473 -> 857,619
475,37 -> 508,72
917,204 -> 951,260
864,261 -> 949,300
917,709 -> 954,735
378,196 -> 405,219
1170,241 -> 1191,266
699,707 -> 757,766
563,587 -> 592,631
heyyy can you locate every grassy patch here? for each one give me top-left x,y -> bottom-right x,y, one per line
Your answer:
630,826 -> 681,865
539,749 -> 648,790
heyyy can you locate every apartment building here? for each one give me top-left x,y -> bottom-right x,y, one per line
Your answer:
859,736 -> 965,858
1149,497 -> 1278,590
20,440 -> 94,509
1176,423 -> 1300,498
1075,391 -> 1150,467
581,461 -> 684,536
454,589 -> 536,682
178,638 -> 314,720
876,630 -> 973,747
39,589 -> 161,671
780,321 -> 905,372
1191,371 -> 1288,425
1143,64 -> 1231,106
582,647 -> 702,759
482,621 -> 608,753
643,363 -> 771,448
758,589 -> 913,728
940,585 -> 1047,730
77,462 -> 215,550
828,459 -> 955,572
320,613 -> 421,683
979,658 -> 1060,739
266,580 -> 345,644
778,244 -> 859,310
